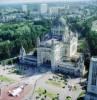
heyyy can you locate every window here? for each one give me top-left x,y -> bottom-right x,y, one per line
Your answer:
65,49 -> 67,55
71,44 -> 76,54
91,62 -> 97,86
90,96 -> 96,100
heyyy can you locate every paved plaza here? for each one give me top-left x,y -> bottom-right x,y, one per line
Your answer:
0,64 -> 86,100
32,73 -> 85,100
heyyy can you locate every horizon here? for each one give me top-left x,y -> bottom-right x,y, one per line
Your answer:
0,0 -> 92,4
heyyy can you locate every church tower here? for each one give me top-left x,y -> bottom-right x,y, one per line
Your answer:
51,39 -> 56,71
37,37 -> 41,67
51,16 -> 66,36
62,25 -> 69,42
19,46 -> 26,63
37,37 -> 40,47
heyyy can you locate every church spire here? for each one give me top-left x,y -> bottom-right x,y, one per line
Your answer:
37,37 -> 40,47
19,46 -> 26,58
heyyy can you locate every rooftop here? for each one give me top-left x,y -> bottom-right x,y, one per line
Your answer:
91,57 -> 97,62
52,16 -> 66,27
40,38 -> 60,48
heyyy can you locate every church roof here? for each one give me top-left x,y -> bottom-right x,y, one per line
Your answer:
52,16 -> 66,27
40,38 -> 60,48
43,32 -> 62,41
20,46 -> 26,56
39,16 -> 77,47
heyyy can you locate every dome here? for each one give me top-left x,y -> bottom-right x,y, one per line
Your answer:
59,17 -> 66,26
52,16 -> 66,27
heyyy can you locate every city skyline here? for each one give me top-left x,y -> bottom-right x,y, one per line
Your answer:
0,0 -> 91,4
0,0 -> 96,99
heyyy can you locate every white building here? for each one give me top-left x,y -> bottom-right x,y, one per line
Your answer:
85,57 -> 97,100
37,16 -> 85,76
22,5 -> 27,13
19,16 -> 85,77
40,3 -> 48,14
48,6 -> 65,16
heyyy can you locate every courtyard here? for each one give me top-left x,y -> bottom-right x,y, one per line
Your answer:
0,64 -> 86,100
31,72 -> 85,100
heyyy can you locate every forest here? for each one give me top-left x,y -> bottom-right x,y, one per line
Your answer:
0,20 -> 51,61
67,16 -> 97,56
1,15 -> 97,62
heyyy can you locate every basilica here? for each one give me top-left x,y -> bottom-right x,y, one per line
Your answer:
19,16 -> 85,77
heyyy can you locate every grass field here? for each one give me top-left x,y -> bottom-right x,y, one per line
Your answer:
35,87 -> 58,99
46,80 -> 65,88
0,75 -> 14,83
46,75 -> 66,88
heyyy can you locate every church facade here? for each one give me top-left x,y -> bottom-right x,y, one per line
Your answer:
37,16 -> 85,76
19,16 -> 85,77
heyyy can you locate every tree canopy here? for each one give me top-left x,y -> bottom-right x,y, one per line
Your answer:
0,20 -> 51,61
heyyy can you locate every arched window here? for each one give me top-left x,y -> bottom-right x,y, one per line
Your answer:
65,49 -> 67,56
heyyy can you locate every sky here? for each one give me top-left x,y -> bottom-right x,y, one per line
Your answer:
0,0 -> 91,4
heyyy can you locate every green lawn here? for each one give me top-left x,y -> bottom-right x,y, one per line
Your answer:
35,87 -> 58,99
65,96 -> 72,100
0,75 -> 14,83
77,90 -> 86,99
46,75 -> 66,88
46,80 -> 65,88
